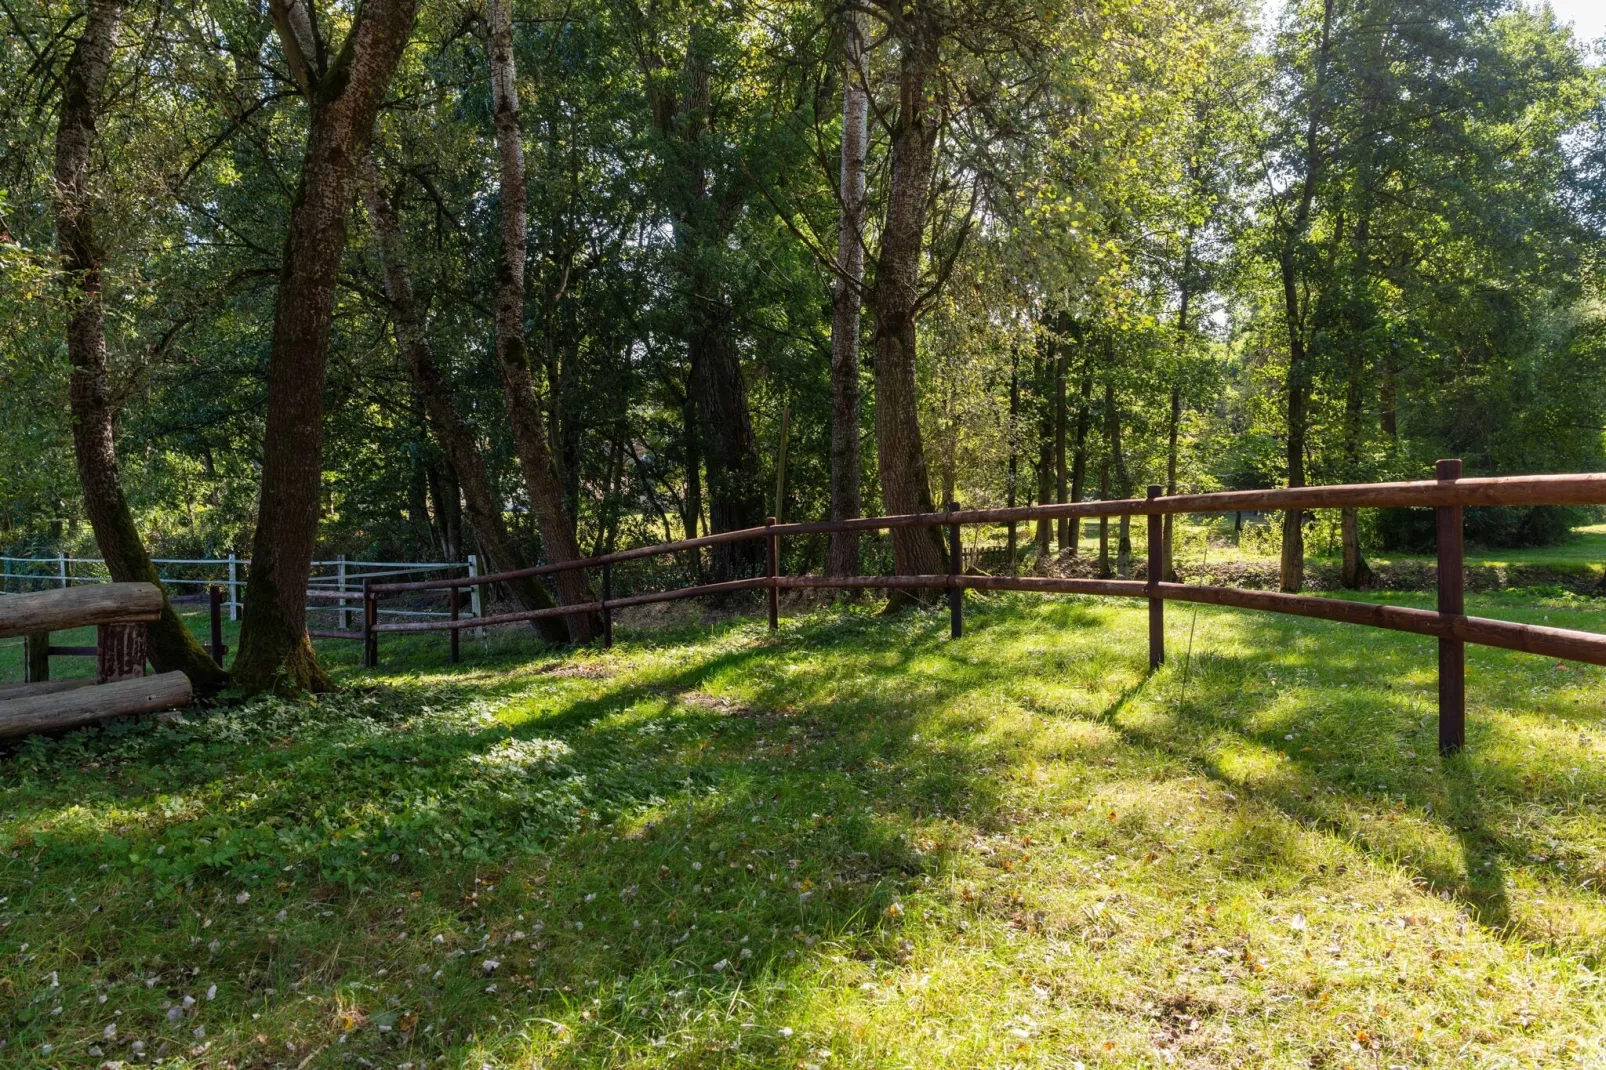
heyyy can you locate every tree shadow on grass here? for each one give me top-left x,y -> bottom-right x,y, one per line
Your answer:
3,603 -> 1123,1066
1064,602 -> 1605,947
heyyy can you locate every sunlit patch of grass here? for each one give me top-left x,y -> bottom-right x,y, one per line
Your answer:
4,592 -> 1606,1066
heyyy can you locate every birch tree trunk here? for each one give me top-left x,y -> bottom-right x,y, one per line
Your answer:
483,0 -> 598,641
827,7 -> 868,577
357,154 -> 569,640
231,0 -> 422,693
55,0 -> 228,695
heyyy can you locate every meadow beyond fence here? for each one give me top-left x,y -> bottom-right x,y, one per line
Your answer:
364,462 -> 1606,757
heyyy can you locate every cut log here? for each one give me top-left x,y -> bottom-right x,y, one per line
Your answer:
0,582 -> 162,640
0,670 -> 191,740
96,622 -> 147,682
0,677 -> 98,700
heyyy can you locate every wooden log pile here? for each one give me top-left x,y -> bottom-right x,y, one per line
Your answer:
0,582 -> 192,739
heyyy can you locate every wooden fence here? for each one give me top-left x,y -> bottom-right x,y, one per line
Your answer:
364,461 -> 1606,755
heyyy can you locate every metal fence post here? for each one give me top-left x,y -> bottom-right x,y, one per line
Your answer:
602,562 -> 613,648
58,552 -> 67,589
467,554 -> 482,621
337,554 -> 349,631
1147,485 -> 1165,669
947,501 -> 963,639
228,552 -> 239,621
766,518 -> 779,631
1436,458 -> 1465,754
448,585 -> 461,664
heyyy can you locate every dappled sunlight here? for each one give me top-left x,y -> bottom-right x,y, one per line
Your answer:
6,596 -> 1606,1066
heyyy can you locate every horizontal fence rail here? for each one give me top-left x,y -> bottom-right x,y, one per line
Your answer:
359,464 -> 1606,755
0,554 -> 483,626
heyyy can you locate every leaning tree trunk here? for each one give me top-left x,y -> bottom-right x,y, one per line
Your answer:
484,0 -> 598,641
54,0 -> 228,696
232,0 -> 421,693
357,154 -> 567,641
827,6 -> 868,578
871,27 -> 945,590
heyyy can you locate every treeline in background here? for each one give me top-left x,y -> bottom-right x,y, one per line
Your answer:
2,0 -> 1605,690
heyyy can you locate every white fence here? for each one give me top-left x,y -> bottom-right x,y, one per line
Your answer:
0,554 -> 483,624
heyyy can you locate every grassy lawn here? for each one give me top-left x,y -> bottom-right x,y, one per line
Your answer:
4,590 -> 1606,1067
1169,520 -> 1606,577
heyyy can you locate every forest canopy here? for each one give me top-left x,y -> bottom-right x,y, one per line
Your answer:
2,0 -> 1604,690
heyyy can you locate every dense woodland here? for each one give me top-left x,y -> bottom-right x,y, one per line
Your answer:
2,0 -> 1605,691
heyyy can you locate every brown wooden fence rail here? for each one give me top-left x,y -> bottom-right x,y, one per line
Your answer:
364,461 -> 1606,755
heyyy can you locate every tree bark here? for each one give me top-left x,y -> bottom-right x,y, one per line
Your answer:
357,154 -> 569,641
1005,345 -> 1020,566
233,0 -> 422,693
483,0 -> 597,640
1054,320 -> 1069,551
54,0 -> 228,695
1034,343 -> 1054,557
1276,0 -> 1334,596
827,7 -> 868,578
1097,459 -> 1111,578
871,22 -> 945,589
1105,380 -> 1132,578
1068,362 -> 1092,556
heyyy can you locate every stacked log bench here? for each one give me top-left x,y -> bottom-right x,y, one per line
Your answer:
0,582 -> 193,739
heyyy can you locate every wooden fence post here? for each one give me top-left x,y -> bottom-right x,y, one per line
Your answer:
363,578 -> 378,669
947,501 -> 963,639
1436,458 -> 1465,754
766,518 -> 779,631
448,585 -> 461,664
24,631 -> 49,683
1147,485 -> 1164,669
602,562 -> 613,648
208,585 -> 226,664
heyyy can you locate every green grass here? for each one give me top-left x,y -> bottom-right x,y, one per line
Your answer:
1171,520 -> 1606,577
4,591 -> 1606,1067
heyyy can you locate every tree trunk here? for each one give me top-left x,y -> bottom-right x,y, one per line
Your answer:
827,7 -> 868,578
870,24 -> 945,590
1105,381 -> 1132,578
484,0 -> 597,641
689,324 -> 764,579
54,0 -> 228,696
1069,361 -> 1093,557
357,153 -> 569,641
1005,346 -> 1020,566
1054,322 -> 1069,551
233,0 -> 420,693
1034,344 -> 1054,557
680,393 -> 704,580
1162,383 -> 1181,581
1097,459 -> 1111,578
1275,0 -> 1334,596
